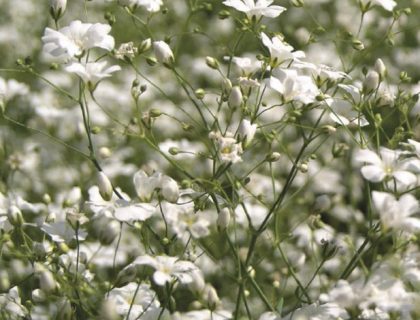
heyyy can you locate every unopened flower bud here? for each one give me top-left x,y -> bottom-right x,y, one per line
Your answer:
149,108 -> 162,117
138,38 -> 152,53
160,176 -> 179,203
374,58 -> 386,79
153,41 -> 174,66
218,10 -> 231,19
238,119 -> 257,147
32,289 -> 47,303
352,39 -> 365,51
298,163 -> 308,173
50,0 -> 67,21
97,219 -> 120,245
188,271 -> 206,294
205,56 -> 219,69
194,88 -> 206,100
204,285 -> 220,311
322,125 -> 336,134
7,205 -> 24,227
99,147 -> 112,159
265,152 -> 281,162
291,0 -> 304,7
222,78 -> 232,94
115,265 -> 137,287
363,70 -> 379,93
146,57 -> 158,66
229,86 -> 242,108
169,147 -> 180,155
217,208 -> 231,231
42,193 -> 52,204
98,171 -> 113,201
39,270 -> 56,293
0,271 -> 10,292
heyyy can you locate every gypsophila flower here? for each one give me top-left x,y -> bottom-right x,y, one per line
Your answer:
355,147 -> 417,185
42,20 -> 115,61
372,191 -> 420,233
209,131 -> 243,163
223,0 -> 286,20
127,255 -> 199,286
114,41 -> 138,60
65,61 -> 121,90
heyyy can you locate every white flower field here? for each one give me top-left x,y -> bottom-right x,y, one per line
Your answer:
0,0 -> 420,319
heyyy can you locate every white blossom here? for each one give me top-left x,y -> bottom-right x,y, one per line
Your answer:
223,0 -> 286,19
42,20 -> 115,61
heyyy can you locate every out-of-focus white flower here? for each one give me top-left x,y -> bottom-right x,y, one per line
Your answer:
372,191 -> 420,233
228,56 -> 263,75
153,41 -> 174,65
119,0 -> 163,12
363,0 -> 397,11
133,170 -> 161,202
163,202 -> 210,240
261,32 -> 305,66
280,302 -> 349,320
363,70 -> 380,93
42,20 -> 115,61
160,176 -> 179,203
65,61 -> 121,90
0,77 -> 29,108
138,0 -> 163,13
223,0 -> 286,19
354,147 -> 417,185
127,255 -> 199,286
266,68 -> 319,104
41,221 -> 87,243
228,86 -> 243,108
238,77 -> 260,88
108,283 -> 161,319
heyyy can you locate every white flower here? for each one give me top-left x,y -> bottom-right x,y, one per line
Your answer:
119,0 -> 163,12
210,131 -> 243,164
228,86 -> 243,108
65,61 -> 121,89
328,98 -> 369,127
281,302 -> 349,320
160,176 -> 179,203
42,20 -> 115,61
108,283 -> 160,319
223,0 -> 286,19
266,69 -> 319,104
261,32 -> 305,66
128,255 -> 199,286
133,170 -> 179,202
372,191 -> 420,233
0,77 -> 29,106
153,41 -> 174,65
41,221 -> 87,243
238,119 -> 257,146
229,56 -> 263,75
114,41 -> 138,60
354,147 -> 417,185
363,0 -> 397,11
137,0 -> 163,12
163,202 -> 211,239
